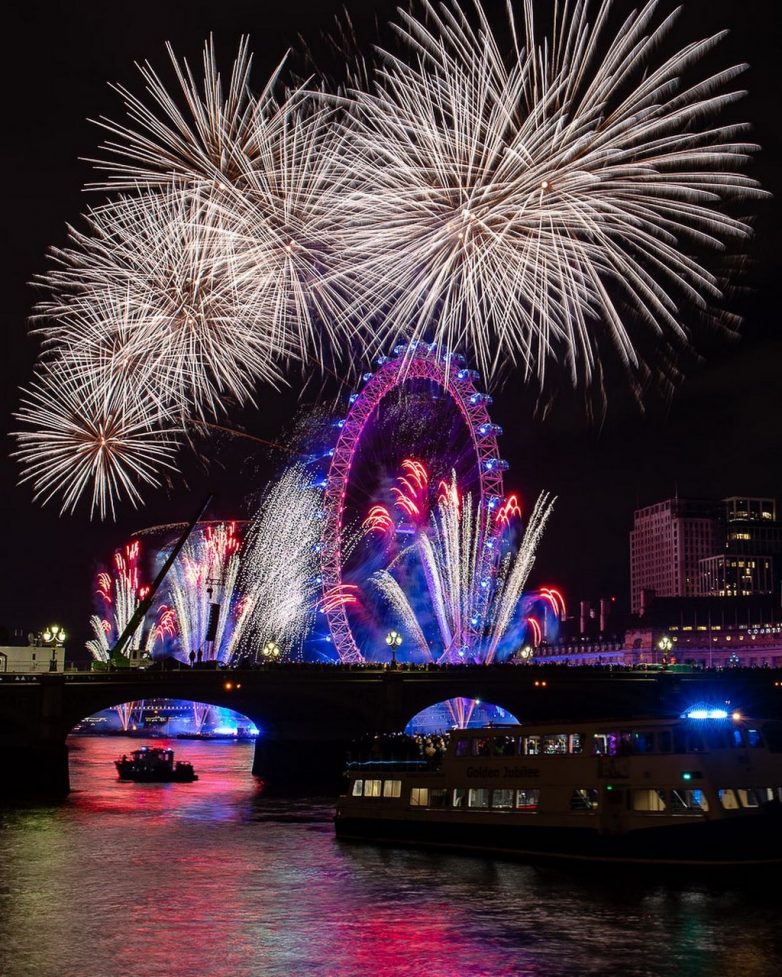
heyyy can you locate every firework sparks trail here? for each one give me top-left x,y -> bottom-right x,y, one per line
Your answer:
526,616 -> 543,647
321,584 -> 360,613
191,701 -> 213,734
497,494 -> 522,529
86,540 -> 160,661
362,504 -> 394,535
361,459 -> 432,539
372,476 -> 555,664
448,697 -> 478,729
390,458 -> 430,523
338,0 -> 764,387
226,465 -> 323,663
484,493 -> 556,662
166,522 -> 242,663
114,700 -> 144,732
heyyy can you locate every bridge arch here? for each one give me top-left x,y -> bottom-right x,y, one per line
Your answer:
404,697 -> 521,734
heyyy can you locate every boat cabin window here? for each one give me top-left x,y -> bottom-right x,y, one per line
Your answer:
493,736 -> 517,756
453,788 -> 466,808
383,780 -> 401,798
701,725 -> 729,750
718,789 -> 739,810
687,731 -> 707,753
673,727 -> 706,753
631,788 -> 667,812
492,789 -> 514,809
410,787 -> 429,807
737,789 -> 760,808
522,735 -> 540,755
731,727 -> 745,749
468,788 -> 490,809
543,734 -> 568,755
657,730 -> 672,753
631,732 -> 655,754
429,788 -> 449,808
746,728 -> 764,748
569,788 -> 599,811
593,732 -> 629,755
519,733 -> 583,755
515,788 -> 540,812
671,788 -> 709,813
352,780 -> 364,797
364,779 -> 382,798
455,738 -> 471,758
473,737 -> 493,757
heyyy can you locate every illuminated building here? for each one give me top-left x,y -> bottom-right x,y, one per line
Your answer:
629,498 -> 719,614
699,554 -> 773,597
630,496 -> 782,613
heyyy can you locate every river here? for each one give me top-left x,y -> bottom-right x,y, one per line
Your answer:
1,735 -> 781,977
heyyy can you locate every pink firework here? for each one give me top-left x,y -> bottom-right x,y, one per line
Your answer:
86,539 -> 152,662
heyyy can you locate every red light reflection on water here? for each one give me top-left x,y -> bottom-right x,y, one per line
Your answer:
67,735 -> 263,821
330,905 -> 532,977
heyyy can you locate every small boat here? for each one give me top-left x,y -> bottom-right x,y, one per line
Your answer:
115,746 -> 198,783
335,710 -> 782,866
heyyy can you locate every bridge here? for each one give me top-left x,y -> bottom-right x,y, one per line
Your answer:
2,664 -> 782,798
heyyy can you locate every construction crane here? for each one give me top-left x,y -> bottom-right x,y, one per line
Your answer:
106,493 -> 213,668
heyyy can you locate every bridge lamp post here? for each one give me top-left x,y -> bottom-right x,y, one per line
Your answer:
386,630 -> 403,667
518,645 -> 534,663
261,641 -> 281,664
41,625 -> 66,672
657,634 -> 674,667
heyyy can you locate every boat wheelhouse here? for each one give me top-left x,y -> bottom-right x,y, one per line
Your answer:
114,746 -> 198,783
335,712 -> 782,865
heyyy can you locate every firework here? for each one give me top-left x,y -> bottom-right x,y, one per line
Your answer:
87,37 -> 358,370
227,464 -> 322,663
372,477 -> 555,663
36,188 -> 288,420
15,3 -> 764,521
339,0 -> 763,386
86,540 -> 158,661
165,521 -> 242,663
13,362 -> 180,520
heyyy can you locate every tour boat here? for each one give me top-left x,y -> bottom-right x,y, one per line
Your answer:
114,746 -> 198,783
335,711 -> 782,865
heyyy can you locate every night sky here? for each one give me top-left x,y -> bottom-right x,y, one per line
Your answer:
2,0 -> 781,658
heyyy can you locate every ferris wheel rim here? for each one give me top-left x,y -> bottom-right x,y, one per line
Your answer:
320,343 -> 506,663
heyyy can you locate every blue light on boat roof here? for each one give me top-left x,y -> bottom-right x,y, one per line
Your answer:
682,708 -> 729,720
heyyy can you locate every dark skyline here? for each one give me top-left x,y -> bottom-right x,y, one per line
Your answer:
2,0 -> 781,655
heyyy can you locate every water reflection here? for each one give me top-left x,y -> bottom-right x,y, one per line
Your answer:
0,736 -> 780,977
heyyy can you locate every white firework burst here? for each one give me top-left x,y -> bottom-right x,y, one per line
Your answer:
12,362 -> 180,520
37,187 -> 288,419
338,0 -> 764,386
87,36 -> 359,369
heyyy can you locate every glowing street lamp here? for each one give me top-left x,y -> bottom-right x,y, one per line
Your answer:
386,629 -> 403,666
657,634 -> 674,665
519,645 -> 534,662
261,641 -> 281,663
41,625 -> 66,672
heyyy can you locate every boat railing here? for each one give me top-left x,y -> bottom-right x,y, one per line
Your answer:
345,759 -> 433,773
